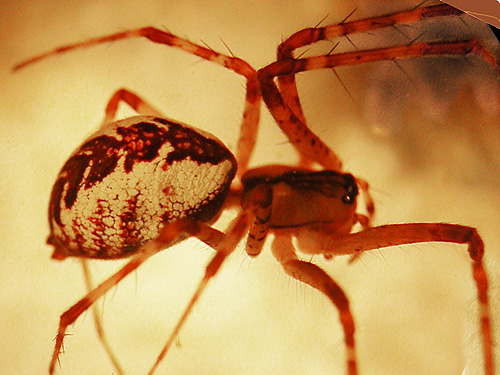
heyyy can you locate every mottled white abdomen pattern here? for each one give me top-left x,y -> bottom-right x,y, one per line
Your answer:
48,116 -> 236,259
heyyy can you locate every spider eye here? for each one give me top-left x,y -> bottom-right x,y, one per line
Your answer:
342,193 -> 355,204
341,174 -> 358,204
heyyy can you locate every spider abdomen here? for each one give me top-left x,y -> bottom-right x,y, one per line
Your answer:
48,116 -> 237,260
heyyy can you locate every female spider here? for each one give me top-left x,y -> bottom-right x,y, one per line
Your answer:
14,3 -> 496,375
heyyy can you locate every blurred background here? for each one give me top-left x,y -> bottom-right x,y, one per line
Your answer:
1,0 -> 500,374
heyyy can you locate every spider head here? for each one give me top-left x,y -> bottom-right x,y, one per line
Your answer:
241,166 -> 359,231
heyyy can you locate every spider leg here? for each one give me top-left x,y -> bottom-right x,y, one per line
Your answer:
271,234 -> 358,375
353,177 -> 374,223
275,4 -> 464,130
266,36 -> 499,147
79,259 -> 125,375
49,218 -> 202,375
100,88 -> 164,128
243,183 -> 273,256
13,29 -> 260,179
148,213 -> 249,375
294,223 -> 493,375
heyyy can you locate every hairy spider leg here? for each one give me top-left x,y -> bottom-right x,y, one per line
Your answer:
148,213 -> 249,375
13,29 -> 260,181
275,4 -> 464,129
48,217 -> 245,375
100,88 -> 165,128
271,235 -> 358,375
288,223 -> 493,375
79,260 -> 125,375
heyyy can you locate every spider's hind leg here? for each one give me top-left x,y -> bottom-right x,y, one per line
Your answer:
80,259 -> 125,375
49,219 -> 201,375
100,88 -> 164,128
148,213 -> 250,375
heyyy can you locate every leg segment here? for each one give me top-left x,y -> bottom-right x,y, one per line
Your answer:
242,183 -> 273,257
13,29 -> 260,179
100,88 -> 164,127
275,4 -> 465,127
271,234 -> 357,375
293,223 -> 493,375
49,218 -> 200,375
258,4 -> 498,175
80,260 -> 124,375
258,40 -> 499,171
148,213 -> 249,375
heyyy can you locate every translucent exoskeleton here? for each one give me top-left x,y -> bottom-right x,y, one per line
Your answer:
13,2 -> 497,375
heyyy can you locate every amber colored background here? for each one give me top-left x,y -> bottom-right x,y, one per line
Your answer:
1,1 -> 500,374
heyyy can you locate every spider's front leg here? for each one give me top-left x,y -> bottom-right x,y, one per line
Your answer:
274,3 -> 465,126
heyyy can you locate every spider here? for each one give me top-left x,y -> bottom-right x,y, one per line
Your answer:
14,3 -> 496,375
